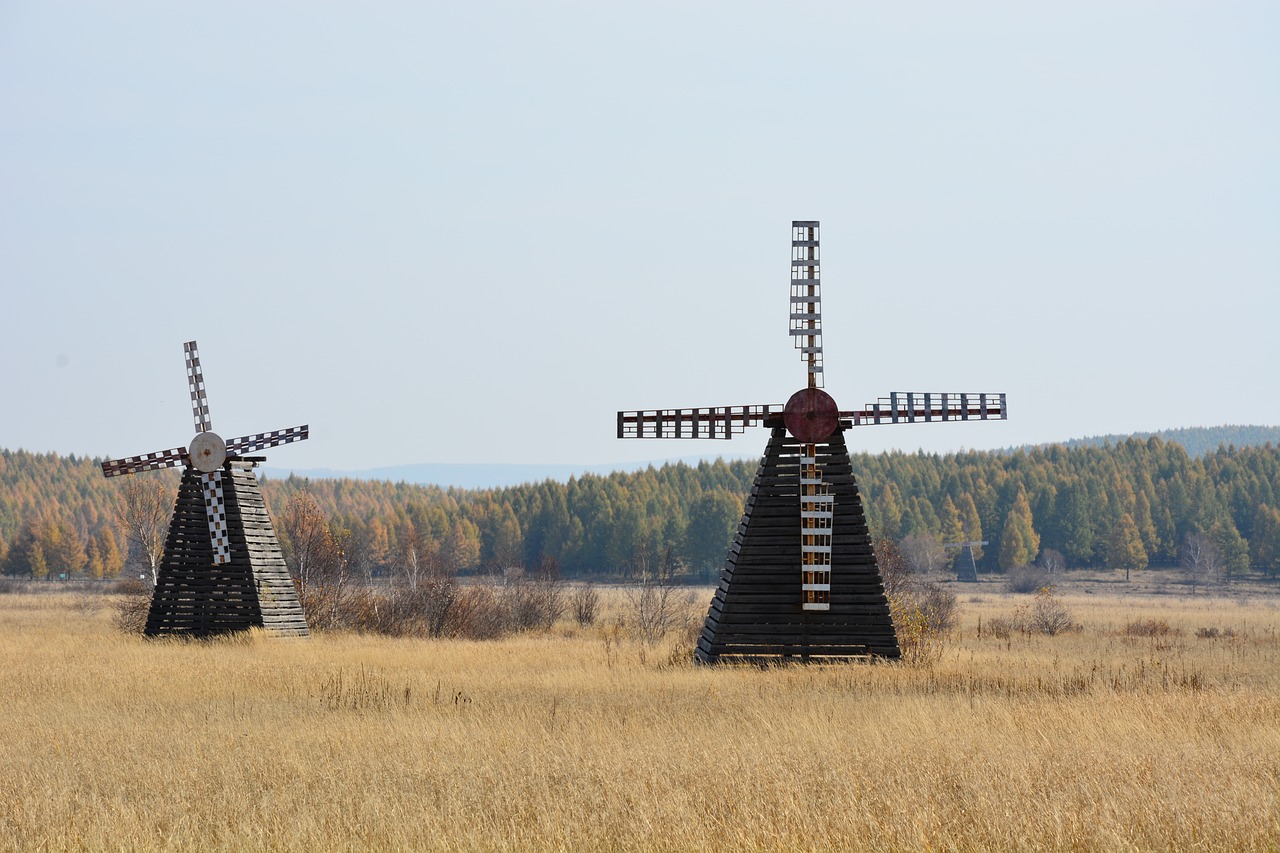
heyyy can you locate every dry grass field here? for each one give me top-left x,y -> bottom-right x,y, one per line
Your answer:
1,584 -> 1277,852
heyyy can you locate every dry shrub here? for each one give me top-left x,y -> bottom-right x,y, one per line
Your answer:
1029,588 -> 1074,635
1195,626 -> 1237,640
1125,618 -> 1176,638
112,589 -> 151,635
503,572 -> 565,632
880,538 -> 960,665
890,596 -> 948,666
570,583 -> 600,628
449,584 -> 510,639
986,587 -> 1075,638
1006,565 -> 1051,593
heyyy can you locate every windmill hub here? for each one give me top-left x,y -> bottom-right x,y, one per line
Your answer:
783,387 -> 839,443
189,431 -> 227,473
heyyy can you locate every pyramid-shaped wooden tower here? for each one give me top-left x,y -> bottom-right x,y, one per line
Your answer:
102,341 -> 309,637
618,221 -> 1008,663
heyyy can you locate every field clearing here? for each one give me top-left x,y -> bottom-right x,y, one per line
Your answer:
1,587 -> 1277,852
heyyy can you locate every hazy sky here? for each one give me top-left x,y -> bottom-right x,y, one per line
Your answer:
3,1 -> 1277,473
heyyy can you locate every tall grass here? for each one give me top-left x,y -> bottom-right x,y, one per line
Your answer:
0,588 -> 1276,851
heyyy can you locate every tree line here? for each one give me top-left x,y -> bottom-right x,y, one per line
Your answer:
2,436 -> 1278,583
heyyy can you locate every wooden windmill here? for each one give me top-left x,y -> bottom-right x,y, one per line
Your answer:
101,341 -> 310,637
945,526 -> 988,583
618,221 -> 1007,662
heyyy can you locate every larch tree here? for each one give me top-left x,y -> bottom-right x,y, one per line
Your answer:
1106,512 -> 1148,581
683,489 -> 741,578
957,493 -> 984,564
998,486 -> 1040,570
1208,520 -> 1249,584
939,495 -> 964,570
1250,504 -> 1280,578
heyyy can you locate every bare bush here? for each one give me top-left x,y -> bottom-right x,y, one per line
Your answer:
1125,618 -> 1175,638
986,588 -> 1074,638
878,538 -> 959,664
1006,565 -> 1051,593
1028,588 -> 1073,635
449,585 -> 510,640
570,583 -> 600,628
112,582 -> 151,635
629,545 -> 690,646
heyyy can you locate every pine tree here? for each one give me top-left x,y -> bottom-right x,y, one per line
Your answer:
1106,512 -> 1148,581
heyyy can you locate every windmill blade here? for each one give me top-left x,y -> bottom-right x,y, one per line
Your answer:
200,471 -> 232,565
101,447 -> 190,478
224,425 -> 309,456
799,445 -> 832,611
617,405 -> 780,439
842,392 -> 1008,426
184,341 -> 213,434
790,221 -> 823,388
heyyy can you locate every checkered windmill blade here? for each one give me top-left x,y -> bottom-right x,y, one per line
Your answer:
101,340 -> 309,566
617,220 -> 1009,664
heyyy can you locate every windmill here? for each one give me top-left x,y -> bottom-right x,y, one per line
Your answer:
101,341 -> 310,637
945,525 -> 989,583
618,221 -> 1007,662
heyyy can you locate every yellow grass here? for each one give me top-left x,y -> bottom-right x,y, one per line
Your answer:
1,587 -> 1277,852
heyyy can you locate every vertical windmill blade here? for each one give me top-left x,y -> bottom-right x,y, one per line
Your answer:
790,221 -> 823,389
799,444 -> 833,611
200,471 -> 232,565
184,341 -> 213,434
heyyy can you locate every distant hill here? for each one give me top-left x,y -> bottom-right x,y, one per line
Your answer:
265,426 -> 1280,488
1051,425 -> 1280,459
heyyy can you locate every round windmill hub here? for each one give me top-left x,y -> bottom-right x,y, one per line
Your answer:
189,431 -> 227,473
783,387 -> 839,443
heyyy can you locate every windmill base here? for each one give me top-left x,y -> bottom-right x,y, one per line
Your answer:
146,461 -> 308,637
696,427 -> 900,663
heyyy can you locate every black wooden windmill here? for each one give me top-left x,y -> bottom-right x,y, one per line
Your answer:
101,341 -> 309,637
618,221 -> 1007,663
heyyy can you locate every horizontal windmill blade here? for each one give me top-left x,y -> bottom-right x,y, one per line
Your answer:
184,341 -> 213,434
790,221 -> 823,388
224,425 -> 309,456
101,447 -> 190,478
842,392 -> 1007,426
617,405 -> 781,439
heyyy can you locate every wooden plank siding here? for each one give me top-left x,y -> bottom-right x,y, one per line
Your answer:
145,461 -> 309,637
696,427 -> 900,663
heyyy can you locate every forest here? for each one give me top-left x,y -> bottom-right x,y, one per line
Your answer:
2,432 -> 1279,584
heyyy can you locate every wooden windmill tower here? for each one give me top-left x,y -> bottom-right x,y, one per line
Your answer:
101,341 -> 310,637
618,221 -> 1007,662
945,526 -> 988,583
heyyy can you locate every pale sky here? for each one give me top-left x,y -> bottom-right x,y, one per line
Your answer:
2,1 -> 1277,473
